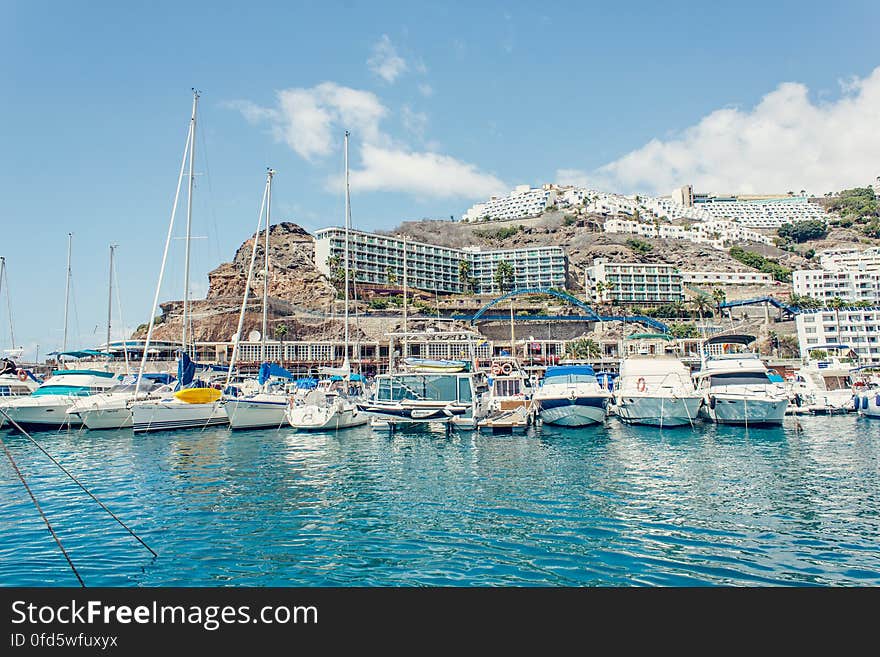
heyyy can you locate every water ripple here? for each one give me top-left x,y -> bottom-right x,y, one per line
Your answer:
1,414 -> 879,586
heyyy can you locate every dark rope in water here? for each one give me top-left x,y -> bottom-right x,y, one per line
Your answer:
0,433 -> 85,586
0,407 -> 157,557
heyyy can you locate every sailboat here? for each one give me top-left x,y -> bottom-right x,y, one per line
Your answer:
287,131 -> 367,431
0,257 -> 39,397
130,91 -> 230,433
0,235 -> 118,430
223,169 -> 299,429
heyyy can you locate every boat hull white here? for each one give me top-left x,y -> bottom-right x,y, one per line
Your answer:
225,397 -> 288,429
700,395 -> 788,426
130,400 -> 228,433
287,402 -> 368,431
0,396 -> 82,429
537,396 -> 607,426
614,395 -> 702,427
854,390 -> 880,418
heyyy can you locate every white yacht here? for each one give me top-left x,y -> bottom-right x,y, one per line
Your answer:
788,344 -> 854,414
534,365 -> 612,427
0,369 -> 117,430
359,369 -> 489,430
613,355 -> 702,427
0,359 -> 40,398
224,364 -> 296,430
693,334 -> 788,426
477,356 -> 536,431
66,374 -> 174,429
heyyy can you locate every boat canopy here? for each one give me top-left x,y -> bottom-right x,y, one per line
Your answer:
49,350 -> 115,359
329,373 -> 364,382
52,369 -> 116,378
544,365 -> 596,378
768,372 -> 785,382
294,377 -> 318,389
626,333 -> 673,341
702,334 -> 756,346
258,362 -> 297,385
175,352 -> 229,390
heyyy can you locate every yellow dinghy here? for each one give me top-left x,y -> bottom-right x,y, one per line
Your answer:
174,387 -> 222,404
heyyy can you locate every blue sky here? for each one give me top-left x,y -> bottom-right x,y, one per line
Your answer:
2,0 -> 879,356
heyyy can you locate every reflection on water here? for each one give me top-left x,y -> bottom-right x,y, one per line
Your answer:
1,415 -> 879,586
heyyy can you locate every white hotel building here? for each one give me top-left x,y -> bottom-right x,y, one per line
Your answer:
462,185 -> 558,222
793,248 -> 880,304
682,271 -> 773,285
797,309 -> 880,363
603,217 -> 773,250
584,259 -> 684,305
668,186 -> 828,228
314,228 -> 567,294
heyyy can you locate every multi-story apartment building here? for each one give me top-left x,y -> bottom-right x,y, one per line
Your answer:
602,217 -> 772,249
667,185 -> 827,228
792,270 -> 880,303
797,308 -> 880,363
462,184 -> 558,222
314,228 -> 568,294
584,258 -> 684,305
817,247 -> 880,273
682,271 -> 773,285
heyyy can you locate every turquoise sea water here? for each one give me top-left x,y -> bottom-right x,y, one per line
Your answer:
1,415 -> 878,586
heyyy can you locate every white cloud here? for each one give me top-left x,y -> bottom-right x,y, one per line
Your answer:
401,105 -> 428,139
349,144 -> 507,199
557,66 -> 880,196
368,35 -> 408,83
230,83 -> 506,201
418,83 -> 434,98
230,83 -> 387,161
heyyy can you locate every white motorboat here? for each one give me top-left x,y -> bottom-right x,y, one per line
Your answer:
613,355 -> 702,427
287,388 -> 367,431
693,334 -> 788,426
477,357 -> 536,432
359,370 -> 489,430
534,365 -> 612,427
66,374 -> 174,429
788,343 -> 854,414
224,365 -> 297,430
0,360 -> 40,398
0,369 -> 117,430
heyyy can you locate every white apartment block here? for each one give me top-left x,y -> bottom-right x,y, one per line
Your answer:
667,186 -> 827,228
817,247 -> 880,273
683,271 -> 773,285
793,270 -> 880,303
463,184 -> 558,222
314,228 -> 567,295
797,309 -> 880,363
584,258 -> 684,305
603,217 -> 772,250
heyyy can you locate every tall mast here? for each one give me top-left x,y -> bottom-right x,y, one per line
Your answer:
343,131 -> 351,366
135,95 -> 194,395
0,257 -> 14,348
107,244 -> 116,359
261,168 -> 274,362
182,89 -> 199,355
402,235 -> 408,361
62,232 -> 72,353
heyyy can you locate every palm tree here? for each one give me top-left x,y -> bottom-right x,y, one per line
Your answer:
712,288 -> 727,319
778,334 -> 800,358
565,338 -> 600,360
493,260 -> 515,294
691,294 -> 712,325
385,266 -> 398,286
458,259 -> 472,293
274,323 -> 288,363
594,280 -> 606,304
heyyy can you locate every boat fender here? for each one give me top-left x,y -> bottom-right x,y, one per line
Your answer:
636,377 -> 646,393
794,394 -> 802,408
708,395 -> 716,410
854,396 -> 860,411
16,369 -> 28,382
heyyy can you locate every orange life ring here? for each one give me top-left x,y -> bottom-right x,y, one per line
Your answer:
490,364 -> 502,376
16,369 -> 28,382
636,377 -> 646,393
501,362 -> 513,375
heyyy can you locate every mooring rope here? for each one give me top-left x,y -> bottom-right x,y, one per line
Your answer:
0,433 -> 85,586
0,407 -> 157,557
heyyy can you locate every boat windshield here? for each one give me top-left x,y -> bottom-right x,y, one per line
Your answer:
544,373 -> 597,385
822,375 -> 852,391
377,375 -> 469,403
30,385 -> 95,397
493,379 -> 522,396
708,372 -> 772,386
